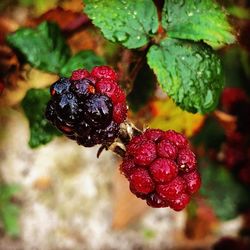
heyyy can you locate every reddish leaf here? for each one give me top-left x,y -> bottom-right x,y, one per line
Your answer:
27,7 -> 89,32
0,16 -> 19,45
67,29 -> 102,54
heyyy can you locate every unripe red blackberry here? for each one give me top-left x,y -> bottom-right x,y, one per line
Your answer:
156,177 -> 187,201
45,66 -> 127,147
120,129 -> 201,211
149,158 -> 178,183
221,87 -> 247,113
129,168 -> 155,195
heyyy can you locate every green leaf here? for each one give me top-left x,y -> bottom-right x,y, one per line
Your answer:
192,117 -> 225,150
7,21 -> 70,73
200,163 -> 248,220
221,47 -> 250,91
84,0 -> 158,49
227,6 -> 250,19
1,203 -> 20,237
60,50 -> 106,77
162,0 -> 235,48
0,185 -> 21,236
147,38 -> 224,113
21,88 -> 62,148
0,185 -> 20,202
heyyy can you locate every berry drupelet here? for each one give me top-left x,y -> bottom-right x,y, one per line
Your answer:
120,129 -> 201,211
45,66 -> 127,147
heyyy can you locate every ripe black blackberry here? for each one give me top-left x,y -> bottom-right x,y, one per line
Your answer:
45,66 -> 127,147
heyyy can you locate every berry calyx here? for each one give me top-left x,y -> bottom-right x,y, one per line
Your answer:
120,128 -> 200,211
45,66 -> 127,147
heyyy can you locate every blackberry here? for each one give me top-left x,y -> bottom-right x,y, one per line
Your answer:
50,77 -> 71,96
120,129 -> 201,211
83,94 -> 113,128
45,66 -> 127,147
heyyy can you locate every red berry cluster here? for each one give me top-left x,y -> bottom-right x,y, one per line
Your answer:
220,87 -> 250,185
45,66 -> 127,147
223,132 -> 250,185
120,129 -> 201,211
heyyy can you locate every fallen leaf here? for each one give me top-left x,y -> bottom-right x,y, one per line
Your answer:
67,29 -> 101,54
27,7 -> 89,32
112,166 -> 148,229
60,0 -> 84,13
148,99 -> 205,137
33,176 -> 52,190
0,45 -> 20,88
0,16 -> 19,44
0,64 -> 58,107
185,201 -> 218,239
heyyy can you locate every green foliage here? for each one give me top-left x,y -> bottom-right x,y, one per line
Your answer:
84,0 -> 158,49
200,163 -> 248,220
60,51 -> 106,77
147,38 -> 224,113
227,6 -> 250,19
0,185 -> 20,237
162,0 -> 235,48
22,88 -> 62,148
7,21 -> 70,73
5,0 -> 237,149
222,47 -> 250,93
192,117 -> 225,150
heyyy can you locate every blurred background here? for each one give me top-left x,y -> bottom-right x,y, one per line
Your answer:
0,0 -> 250,249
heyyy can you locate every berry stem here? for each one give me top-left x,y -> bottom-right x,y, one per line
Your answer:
119,121 -> 142,145
97,121 -> 142,158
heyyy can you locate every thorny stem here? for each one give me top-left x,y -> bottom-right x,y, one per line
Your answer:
128,53 -> 145,87
118,44 -> 151,95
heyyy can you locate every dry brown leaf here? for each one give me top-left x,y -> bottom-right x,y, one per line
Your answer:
185,207 -> 218,240
0,45 -> 20,88
61,0 -> 83,13
112,166 -> 148,229
27,7 -> 89,32
33,176 -> 52,190
0,16 -> 19,44
67,29 -> 101,54
0,64 -> 58,107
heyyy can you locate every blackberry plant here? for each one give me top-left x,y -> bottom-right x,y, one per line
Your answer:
5,0 -> 238,213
